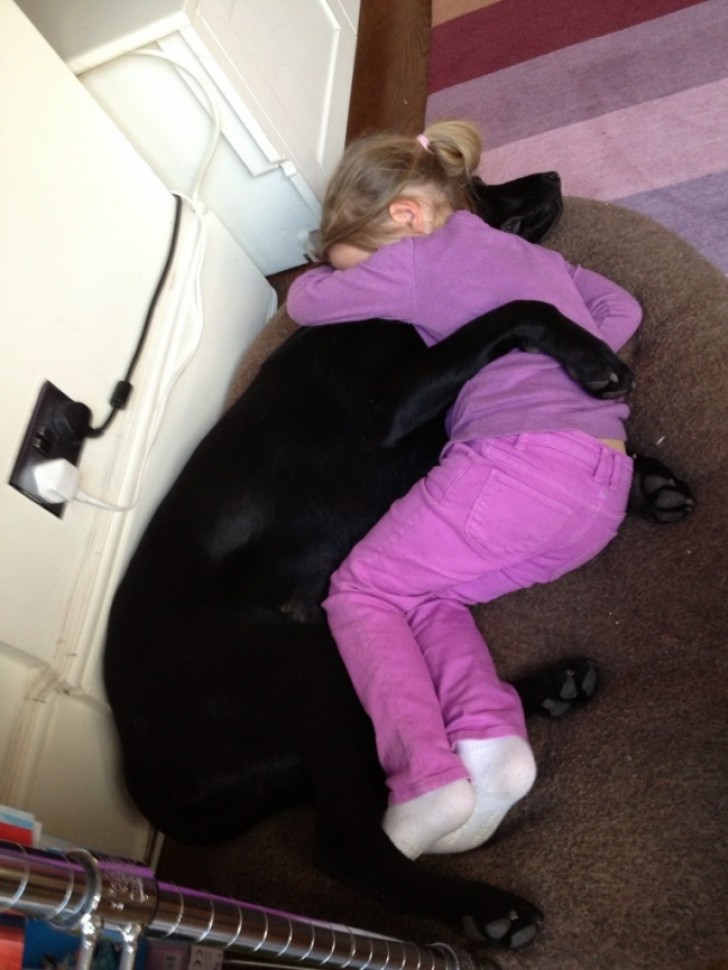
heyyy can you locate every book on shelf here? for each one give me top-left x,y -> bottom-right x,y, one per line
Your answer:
0,805 -> 41,847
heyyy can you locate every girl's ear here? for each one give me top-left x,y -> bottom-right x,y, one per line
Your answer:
388,198 -> 426,233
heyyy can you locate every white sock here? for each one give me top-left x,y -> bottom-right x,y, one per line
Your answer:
382,777 -> 475,860
426,736 -> 537,855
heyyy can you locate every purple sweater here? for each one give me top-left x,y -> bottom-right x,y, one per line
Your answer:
287,211 -> 642,442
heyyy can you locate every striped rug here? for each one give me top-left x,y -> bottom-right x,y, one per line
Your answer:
427,0 -> 728,272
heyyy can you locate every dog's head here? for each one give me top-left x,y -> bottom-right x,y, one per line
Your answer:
467,171 -> 563,243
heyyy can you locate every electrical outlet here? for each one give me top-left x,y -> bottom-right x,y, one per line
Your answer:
9,381 -> 91,516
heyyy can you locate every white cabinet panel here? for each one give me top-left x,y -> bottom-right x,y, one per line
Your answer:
1,0 -> 275,858
17,0 -> 361,273
15,691 -> 153,859
195,0 -> 359,195
1,0 -> 177,670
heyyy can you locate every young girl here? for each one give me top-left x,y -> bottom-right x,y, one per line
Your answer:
286,120 -> 641,861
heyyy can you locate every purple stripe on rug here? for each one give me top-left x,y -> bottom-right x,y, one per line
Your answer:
427,0 -> 728,150
616,172 -> 728,273
476,79 -> 728,202
428,0 -> 703,93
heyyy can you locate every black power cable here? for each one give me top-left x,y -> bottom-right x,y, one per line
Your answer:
86,192 -> 184,438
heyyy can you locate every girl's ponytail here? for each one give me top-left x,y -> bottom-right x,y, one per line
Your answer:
422,120 -> 482,182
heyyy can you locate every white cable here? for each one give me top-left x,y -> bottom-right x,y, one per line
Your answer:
127,46 -> 224,202
76,490 -> 133,512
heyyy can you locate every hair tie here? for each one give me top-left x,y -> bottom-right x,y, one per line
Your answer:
416,133 -> 431,152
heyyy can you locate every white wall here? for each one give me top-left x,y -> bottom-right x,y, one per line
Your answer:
0,0 -> 275,858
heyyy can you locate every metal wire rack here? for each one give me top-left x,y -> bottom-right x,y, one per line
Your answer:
0,841 -> 481,970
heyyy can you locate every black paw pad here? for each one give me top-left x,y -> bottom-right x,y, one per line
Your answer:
568,356 -> 633,400
513,657 -> 599,720
629,454 -> 696,523
540,660 -> 598,717
483,910 -> 538,949
639,474 -> 696,522
583,367 -> 633,399
463,908 -> 539,950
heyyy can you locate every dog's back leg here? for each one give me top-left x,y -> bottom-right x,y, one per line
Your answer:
299,653 -> 542,949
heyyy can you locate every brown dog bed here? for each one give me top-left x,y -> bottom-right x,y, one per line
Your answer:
159,198 -> 728,970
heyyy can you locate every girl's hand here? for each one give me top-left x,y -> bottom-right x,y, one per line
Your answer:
328,241 -> 373,269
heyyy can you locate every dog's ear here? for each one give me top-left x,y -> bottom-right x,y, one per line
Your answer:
499,215 -> 525,235
467,171 -> 563,241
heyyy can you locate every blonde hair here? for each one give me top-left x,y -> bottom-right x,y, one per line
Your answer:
316,119 -> 483,261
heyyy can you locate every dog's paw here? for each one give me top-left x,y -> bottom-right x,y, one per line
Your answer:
461,893 -> 542,949
511,657 -> 599,719
566,351 -> 633,400
629,452 -> 696,523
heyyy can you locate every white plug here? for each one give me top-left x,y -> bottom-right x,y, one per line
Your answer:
32,457 -> 133,512
33,458 -> 80,504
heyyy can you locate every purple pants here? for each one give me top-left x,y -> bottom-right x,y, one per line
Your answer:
324,430 -> 633,804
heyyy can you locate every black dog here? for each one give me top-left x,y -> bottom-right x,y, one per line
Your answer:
104,173 -> 692,950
